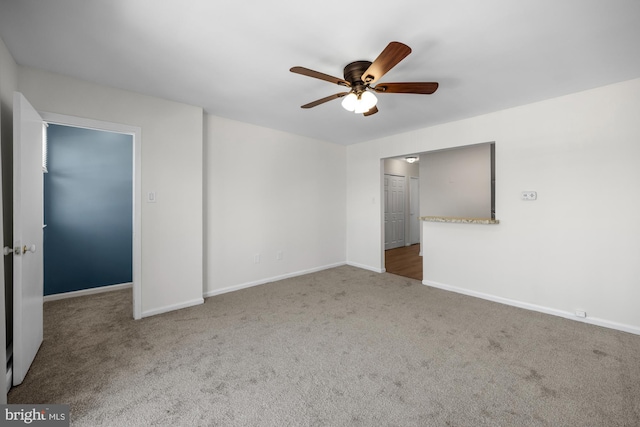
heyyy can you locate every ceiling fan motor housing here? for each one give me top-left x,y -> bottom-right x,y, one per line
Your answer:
343,61 -> 372,93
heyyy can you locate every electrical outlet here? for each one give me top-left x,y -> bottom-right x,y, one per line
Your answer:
276,251 -> 283,260
253,254 -> 260,264
521,191 -> 537,201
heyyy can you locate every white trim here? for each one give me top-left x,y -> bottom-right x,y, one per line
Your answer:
39,112 -> 142,320
423,279 -> 640,336
141,298 -> 204,318
204,262 -> 347,298
380,159 -> 386,271
345,261 -> 384,274
43,283 -> 133,302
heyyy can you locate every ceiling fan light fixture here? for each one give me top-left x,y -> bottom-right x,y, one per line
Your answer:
342,91 -> 378,114
360,91 -> 377,110
291,41 -> 438,115
341,93 -> 358,111
352,91 -> 378,114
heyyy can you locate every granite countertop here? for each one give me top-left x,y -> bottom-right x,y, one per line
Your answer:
419,216 -> 500,225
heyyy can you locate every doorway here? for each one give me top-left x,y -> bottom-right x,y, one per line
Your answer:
39,112 -> 141,319
382,158 -> 422,280
44,124 -> 132,296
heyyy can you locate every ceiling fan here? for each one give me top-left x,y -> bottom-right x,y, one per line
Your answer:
290,41 -> 438,117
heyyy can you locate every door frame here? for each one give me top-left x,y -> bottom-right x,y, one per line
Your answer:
39,112 -> 142,320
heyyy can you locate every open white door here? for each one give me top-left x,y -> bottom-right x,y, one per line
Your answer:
12,92 -> 44,386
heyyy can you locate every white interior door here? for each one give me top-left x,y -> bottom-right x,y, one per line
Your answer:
12,92 -> 44,386
409,177 -> 420,244
384,174 -> 405,250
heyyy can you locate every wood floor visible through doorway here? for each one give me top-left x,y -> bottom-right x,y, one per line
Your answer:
385,244 -> 422,281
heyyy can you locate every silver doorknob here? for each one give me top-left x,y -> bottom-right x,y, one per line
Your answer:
22,244 -> 36,254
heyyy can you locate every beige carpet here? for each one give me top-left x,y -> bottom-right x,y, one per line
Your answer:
9,266 -> 640,426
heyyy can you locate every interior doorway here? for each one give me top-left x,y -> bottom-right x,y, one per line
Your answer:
39,112 -> 142,319
382,157 -> 422,281
44,124 -> 132,296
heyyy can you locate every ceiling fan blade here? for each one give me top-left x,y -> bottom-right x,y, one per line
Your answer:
363,106 -> 378,117
362,42 -> 412,85
373,82 -> 439,94
290,66 -> 350,87
301,92 -> 349,109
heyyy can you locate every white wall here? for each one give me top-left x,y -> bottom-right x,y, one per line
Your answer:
346,139 -> 385,272
420,144 -> 492,218
204,115 -> 346,295
347,78 -> 640,333
18,66 -> 204,317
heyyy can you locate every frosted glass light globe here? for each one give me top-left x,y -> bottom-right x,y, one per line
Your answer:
341,93 -> 358,111
360,91 -> 377,110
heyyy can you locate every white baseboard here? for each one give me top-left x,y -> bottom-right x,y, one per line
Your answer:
141,297 -> 204,318
423,279 -> 640,336
345,261 -> 384,274
204,262 -> 347,298
44,282 -> 133,302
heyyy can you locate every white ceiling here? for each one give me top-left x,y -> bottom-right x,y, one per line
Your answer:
1,0 -> 639,145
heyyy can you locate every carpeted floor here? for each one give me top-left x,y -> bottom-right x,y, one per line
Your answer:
8,266 -> 640,426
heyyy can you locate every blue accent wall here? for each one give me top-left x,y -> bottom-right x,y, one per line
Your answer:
44,124 -> 133,295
